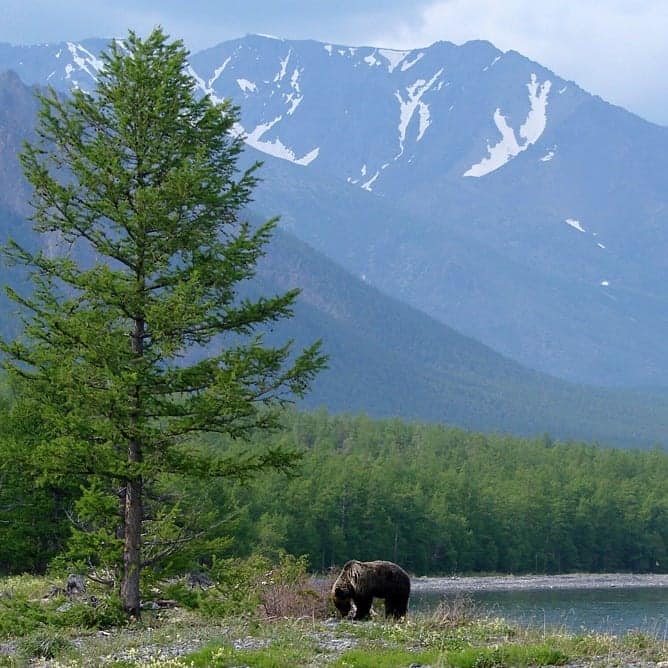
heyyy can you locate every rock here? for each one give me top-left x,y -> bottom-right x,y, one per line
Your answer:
66,573 -> 86,597
187,571 -> 213,589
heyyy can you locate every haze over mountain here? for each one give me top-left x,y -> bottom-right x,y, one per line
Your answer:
188,36 -> 668,388
2,34 -> 666,387
2,35 -> 668,448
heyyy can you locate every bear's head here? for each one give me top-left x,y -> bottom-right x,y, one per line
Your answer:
332,585 -> 352,617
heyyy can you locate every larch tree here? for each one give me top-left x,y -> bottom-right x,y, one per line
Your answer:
1,28 -> 325,615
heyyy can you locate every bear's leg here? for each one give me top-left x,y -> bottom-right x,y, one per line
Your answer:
353,595 -> 373,620
385,599 -> 397,618
385,596 -> 408,619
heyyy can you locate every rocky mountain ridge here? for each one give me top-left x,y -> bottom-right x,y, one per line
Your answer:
2,34 -> 668,387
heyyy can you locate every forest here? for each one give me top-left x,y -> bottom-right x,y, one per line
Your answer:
2,386 -> 666,578
0,27 -> 666,609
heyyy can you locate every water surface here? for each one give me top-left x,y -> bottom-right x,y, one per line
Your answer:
411,576 -> 668,637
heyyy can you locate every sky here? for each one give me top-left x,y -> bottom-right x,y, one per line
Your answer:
2,0 -> 667,125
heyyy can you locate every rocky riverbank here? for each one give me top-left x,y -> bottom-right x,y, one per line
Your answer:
412,573 -> 668,593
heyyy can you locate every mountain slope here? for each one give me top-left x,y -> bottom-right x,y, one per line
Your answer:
256,227 -> 668,447
3,35 -> 668,385
187,35 -> 668,387
0,67 -> 667,446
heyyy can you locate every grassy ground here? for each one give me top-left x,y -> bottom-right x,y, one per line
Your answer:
0,574 -> 666,667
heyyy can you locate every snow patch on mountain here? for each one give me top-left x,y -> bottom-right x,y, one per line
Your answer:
417,102 -> 431,141
464,73 -> 551,177
361,170 -> 380,191
237,78 -> 257,93
208,57 -> 231,88
520,74 -> 552,143
187,65 -> 212,98
463,110 -> 521,177
290,68 -> 301,92
283,67 -> 303,115
483,55 -> 502,72
66,42 -> 103,78
285,92 -> 302,115
237,117 -> 319,166
401,53 -> 424,71
565,218 -> 586,232
188,65 -> 316,165
379,48 -> 409,72
274,50 -> 291,82
395,69 -> 443,157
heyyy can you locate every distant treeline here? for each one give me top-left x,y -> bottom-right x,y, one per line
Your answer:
227,411 -> 668,575
1,387 -> 666,575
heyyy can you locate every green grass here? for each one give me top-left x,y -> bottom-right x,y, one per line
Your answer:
443,642 -> 568,667
0,575 -> 666,667
332,647 -> 439,667
185,642 -> 316,667
17,629 -> 75,662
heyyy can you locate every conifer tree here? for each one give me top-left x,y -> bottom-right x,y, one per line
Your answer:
1,28 -> 325,615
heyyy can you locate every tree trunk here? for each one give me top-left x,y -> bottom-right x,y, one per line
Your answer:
122,312 -> 145,615
121,458 -> 142,615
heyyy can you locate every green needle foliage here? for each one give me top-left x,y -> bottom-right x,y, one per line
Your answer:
1,28 -> 325,614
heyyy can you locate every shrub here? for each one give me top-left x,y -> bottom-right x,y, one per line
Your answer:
198,554 -> 272,618
0,595 -> 50,638
429,593 -> 478,628
258,554 -> 332,620
54,593 -> 126,629
161,580 -> 203,609
17,630 -> 73,661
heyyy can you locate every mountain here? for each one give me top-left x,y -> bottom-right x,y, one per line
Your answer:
0,70 -> 37,218
256,226 -> 668,447
2,35 -> 668,386
0,70 -> 40,343
0,68 -> 668,447
187,36 -> 668,388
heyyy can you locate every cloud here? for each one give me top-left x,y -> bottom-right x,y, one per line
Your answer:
367,0 -> 668,124
2,0 -> 667,124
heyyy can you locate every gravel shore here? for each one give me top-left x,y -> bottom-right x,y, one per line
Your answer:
412,573 -> 668,593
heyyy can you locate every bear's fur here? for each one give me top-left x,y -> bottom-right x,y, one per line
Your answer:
331,559 -> 410,620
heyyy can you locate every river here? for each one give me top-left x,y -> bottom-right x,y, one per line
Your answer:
411,574 -> 668,638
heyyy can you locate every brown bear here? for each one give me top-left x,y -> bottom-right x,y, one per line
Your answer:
331,560 -> 410,620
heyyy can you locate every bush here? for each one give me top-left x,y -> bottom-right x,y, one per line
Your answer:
430,594 -> 478,628
18,630 -> 73,661
0,588 -> 125,640
55,594 -> 126,630
174,552 -> 332,620
161,580 -> 203,609
258,553 -> 332,620
198,554 -> 272,618
0,595 -> 50,638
